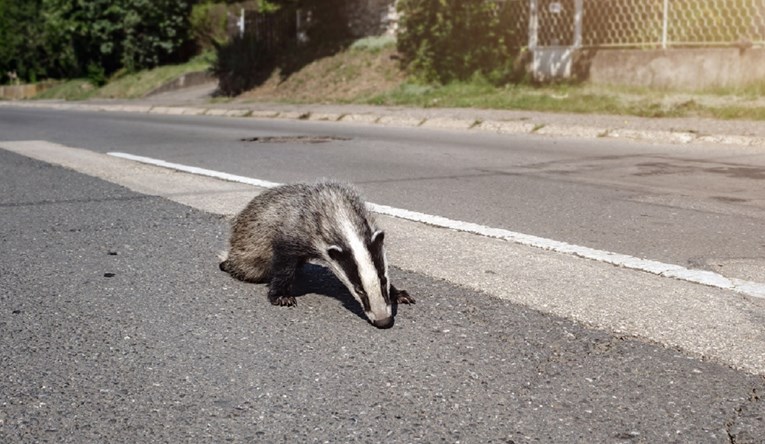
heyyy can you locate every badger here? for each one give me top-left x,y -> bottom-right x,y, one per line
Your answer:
219,180 -> 415,328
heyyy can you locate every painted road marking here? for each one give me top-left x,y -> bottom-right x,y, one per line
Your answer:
108,151 -> 765,300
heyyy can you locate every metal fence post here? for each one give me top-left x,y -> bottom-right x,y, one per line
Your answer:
528,0 -> 539,80
238,8 -> 245,37
574,0 -> 583,48
528,0 -> 538,50
661,0 -> 668,49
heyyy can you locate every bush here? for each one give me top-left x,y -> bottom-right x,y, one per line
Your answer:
0,1 -> 46,83
190,1 -> 238,51
397,0 -> 519,85
119,0 -> 195,72
86,62 -> 108,86
0,0 -> 193,83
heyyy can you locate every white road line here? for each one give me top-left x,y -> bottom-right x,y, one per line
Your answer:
108,151 -> 765,300
109,152 -> 282,189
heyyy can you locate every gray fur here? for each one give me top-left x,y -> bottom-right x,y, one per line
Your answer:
220,180 -> 414,328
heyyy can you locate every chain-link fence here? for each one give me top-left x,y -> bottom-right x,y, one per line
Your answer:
504,0 -> 532,49
583,0 -> 765,48
502,0 -> 765,49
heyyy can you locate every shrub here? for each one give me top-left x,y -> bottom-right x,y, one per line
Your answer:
86,62 -> 108,86
118,0 -> 195,72
190,1 -> 238,51
396,0 -> 519,85
350,36 -> 397,53
0,0 -> 193,83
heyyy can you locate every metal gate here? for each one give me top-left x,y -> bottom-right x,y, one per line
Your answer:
529,0 -> 583,81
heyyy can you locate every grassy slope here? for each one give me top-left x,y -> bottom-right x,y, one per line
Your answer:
239,42 -> 404,104
96,58 -> 211,99
34,55 -> 213,101
369,81 -> 765,120
33,79 -> 97,101
30,39 -> 765,121
235,37 -> 765,121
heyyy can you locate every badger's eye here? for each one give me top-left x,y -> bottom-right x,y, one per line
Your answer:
354,286 -> 366,296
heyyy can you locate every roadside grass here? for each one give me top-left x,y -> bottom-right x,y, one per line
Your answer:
33,79 -> 98,101
95,54 -> 213,99
699,79 -> 765,99
349,35 -> 396,53
33,53 -> 214,101
28,37 -> 765,121
703,105 -> 765,120
366,79 -> 765,120
366,80 -> 623,114
239,43 -> 404,103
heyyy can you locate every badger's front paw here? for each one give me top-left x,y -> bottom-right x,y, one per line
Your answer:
392,287 -> 415,305
269,295 -> 297,306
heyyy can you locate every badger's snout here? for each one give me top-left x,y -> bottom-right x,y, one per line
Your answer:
367,303 -> 394,329
371,316 -> 394,329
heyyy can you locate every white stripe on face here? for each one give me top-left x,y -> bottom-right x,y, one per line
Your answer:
338,211 -> 391,321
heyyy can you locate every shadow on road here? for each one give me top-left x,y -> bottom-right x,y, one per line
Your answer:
291,263 -> 367,322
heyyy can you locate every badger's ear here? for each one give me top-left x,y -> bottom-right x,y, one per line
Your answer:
371,230 -> 385,246
327,245 -> 344,261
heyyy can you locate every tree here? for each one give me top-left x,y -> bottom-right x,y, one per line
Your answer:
397,0 -> 518,84
0,0 -> 194,83
119,0 -> 194,72
0,0 -> 47,82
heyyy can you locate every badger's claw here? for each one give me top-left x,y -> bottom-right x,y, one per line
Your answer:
270,295 -> 297,307
392,288 -> 415,305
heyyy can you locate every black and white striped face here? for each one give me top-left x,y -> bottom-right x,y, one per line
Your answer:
327,228 -> 392,329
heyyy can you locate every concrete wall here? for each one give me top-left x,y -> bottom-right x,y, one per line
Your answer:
586,47 -> 765,90
0,82 -> 56,100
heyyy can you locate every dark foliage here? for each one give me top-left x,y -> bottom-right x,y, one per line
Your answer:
0,0 -> 194,84
212,32 -> 275,95
0,0 -> 48,83
212,0 -> 353,96
397,0 -> 522,84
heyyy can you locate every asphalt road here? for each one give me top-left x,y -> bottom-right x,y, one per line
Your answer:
1,106 -> 764,286
2,144 -> 765,442
3,105 -> 765,441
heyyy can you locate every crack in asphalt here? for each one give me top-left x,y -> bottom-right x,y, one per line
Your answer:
725,387 -> 763,444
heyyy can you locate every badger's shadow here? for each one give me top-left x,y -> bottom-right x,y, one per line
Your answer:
287,264 -> 367,321
282,264 -> 400,322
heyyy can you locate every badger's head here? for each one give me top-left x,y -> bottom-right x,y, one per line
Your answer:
326,229 -> 393,328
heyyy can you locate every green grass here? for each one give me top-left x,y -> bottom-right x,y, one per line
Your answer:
95,55 -> 212,99
349,35 -> 396,53
366,79 -> 765,120
33,79 -> 98,101
33,53 -> 214,101
28,44 -> 765,122
368,81 -> 624,114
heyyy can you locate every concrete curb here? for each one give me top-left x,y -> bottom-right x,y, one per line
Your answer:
3,100 -> 764,149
